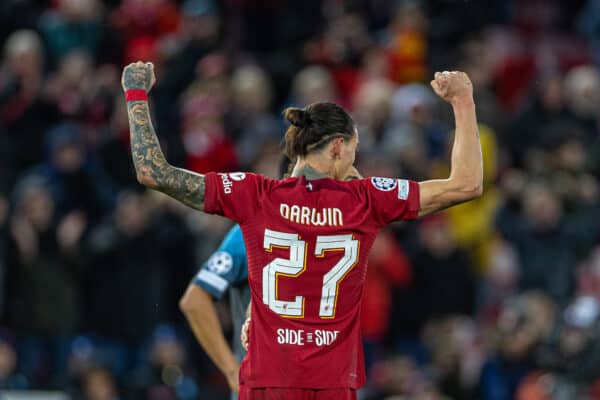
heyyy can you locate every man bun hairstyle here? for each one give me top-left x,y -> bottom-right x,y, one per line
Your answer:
284,108 -> 311,129
283,102 -> 355,160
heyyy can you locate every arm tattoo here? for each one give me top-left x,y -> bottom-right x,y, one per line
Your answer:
127,100 -> 205,210
123,65 -> 153,91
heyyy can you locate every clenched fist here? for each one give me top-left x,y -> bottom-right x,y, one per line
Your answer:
430,71 -> 473,104
122,61 -> 156,92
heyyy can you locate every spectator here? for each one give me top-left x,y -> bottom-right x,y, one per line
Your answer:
96,95 -> 139,188
85,191 -> 168,344
31,123 -> 116,221
496,182 -> 597,304
229,64 -> 282,168
381,83 -> 448,180
82,366 -> 122,400
385,2 -> 429,84
479,292 -> 556,400
505,73 -> 572,168
361,229 -> 412,374
0,30 -> 57,191
179,88 -> 238,173
304,10 -> 371,105
395,215 -> 476,336
558,296 -> 600,382
290,65 -> 338,106
477,239 -> 521,327
44,50 -> 95,120
151,0 -> 221,104
563,65 -> 600,144
0,330 -> 28,390
352,77 -> 395,151
423,317 -> 483,399
109,0 -> 180,46
131,325 -> 198,400
38,0 -> 117,66
5,177 -> 86,387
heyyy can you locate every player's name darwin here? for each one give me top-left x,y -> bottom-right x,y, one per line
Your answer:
280,203 -> 344,227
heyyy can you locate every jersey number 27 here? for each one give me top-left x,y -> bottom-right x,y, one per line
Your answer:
262,228 -> 359,319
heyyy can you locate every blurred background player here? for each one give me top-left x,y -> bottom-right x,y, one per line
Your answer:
179,224 -> 248,397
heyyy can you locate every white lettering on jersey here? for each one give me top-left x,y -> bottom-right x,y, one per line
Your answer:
280,203 -> 343,226
219,173 -> 234,194
314,329 -> 339,346
371,177 -> 397,191
290,205 -> 300,222
301,207 -> 310,225
311,208 -> 326,226
276,328 -> 339,347
277,328 -> 305,346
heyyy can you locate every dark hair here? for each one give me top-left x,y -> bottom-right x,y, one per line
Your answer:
279,156 -> 292,178
283,102 -> 355,160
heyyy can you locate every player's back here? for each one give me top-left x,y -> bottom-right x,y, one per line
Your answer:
203,172 -> 420,389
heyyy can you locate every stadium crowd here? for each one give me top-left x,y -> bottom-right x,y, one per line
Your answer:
1,0 -> 600,399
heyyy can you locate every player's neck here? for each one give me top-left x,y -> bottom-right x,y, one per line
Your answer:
291,161 -> 331,180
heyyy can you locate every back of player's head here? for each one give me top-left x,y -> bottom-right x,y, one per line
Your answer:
283,102 -> 355,160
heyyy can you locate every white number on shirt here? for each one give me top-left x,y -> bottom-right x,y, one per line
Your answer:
262,229 -> 359,319
262,229 -> 307,317
315,235 -> 359,318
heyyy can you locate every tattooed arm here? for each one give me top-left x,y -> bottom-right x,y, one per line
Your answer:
122,61 -> 205,210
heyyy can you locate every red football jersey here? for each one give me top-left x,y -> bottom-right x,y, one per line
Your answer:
204,172 -> 420,389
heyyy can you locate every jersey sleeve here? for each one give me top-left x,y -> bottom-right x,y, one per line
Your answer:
361,177 -> 420,226
193,225 -> 248,300
203,172 -> 266,224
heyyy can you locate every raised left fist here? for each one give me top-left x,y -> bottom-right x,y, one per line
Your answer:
121,61 -> 156,92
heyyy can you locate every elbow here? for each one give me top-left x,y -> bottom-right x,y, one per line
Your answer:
179,285 -> 211,317
135,167 -> 160,190
464,181 -> 483,200
455,169 -> 483,200
179,292 -> 197,315
136,173 -> 149,187
448,174 -> 483,201
180,285 -> 213,316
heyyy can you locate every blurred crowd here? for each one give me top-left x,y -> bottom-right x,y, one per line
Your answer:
1,0 -> 600,399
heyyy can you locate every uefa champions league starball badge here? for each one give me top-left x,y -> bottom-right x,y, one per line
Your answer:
371,177 -> 397,191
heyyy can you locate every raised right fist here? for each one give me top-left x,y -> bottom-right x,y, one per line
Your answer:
121,61 -> 156,92
430,71 -> 473,104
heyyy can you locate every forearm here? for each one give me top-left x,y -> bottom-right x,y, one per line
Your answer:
127,100 -> 205,210
448,98 -> 482,191
180,286 -> 238,376
418,99 -> 482,216
127,99 -> 169,186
